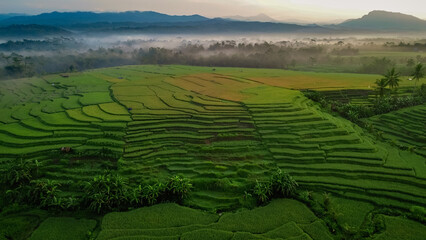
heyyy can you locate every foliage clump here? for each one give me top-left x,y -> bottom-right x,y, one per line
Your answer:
2,159 -> 192,214
304,87 -> 425,123
82,173 -> 128,213
82,173 -> 192,213
251,169 -> 298,204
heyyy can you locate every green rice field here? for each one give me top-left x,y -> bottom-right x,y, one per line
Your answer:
0,65 -> 424,239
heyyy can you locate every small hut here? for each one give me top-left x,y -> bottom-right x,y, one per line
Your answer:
61,147 -> 72,153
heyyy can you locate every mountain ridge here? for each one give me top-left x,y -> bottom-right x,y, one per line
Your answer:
0,24 -> 71,38
0,10 -> 425,38
0,11 -> 209,26
224,13 -> 278,22
338,10 -> 426,31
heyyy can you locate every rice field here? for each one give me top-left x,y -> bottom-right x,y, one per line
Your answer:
0,65 -> 425,239
0,73 -> 130,187
364,104 -> 426,157
97,199 -> 333,240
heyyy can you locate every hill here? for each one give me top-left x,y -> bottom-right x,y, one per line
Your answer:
0,24 -> 71,38
0,11 -> 209,26
338,10 -> 426,31
0,11 -> 324,35
225,13 -> 278,22
0,65 -> 425,239
80,18 -> 325,34
1,10 -> 425,34
0,13 -> 27,21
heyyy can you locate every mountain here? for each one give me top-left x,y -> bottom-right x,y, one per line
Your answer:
0,13 -> 27,21
0,11 -> 209,26
76,18 -> 328,35
225,14 -> 277,22
0,24 -> 71,38
338,10 -> 426,31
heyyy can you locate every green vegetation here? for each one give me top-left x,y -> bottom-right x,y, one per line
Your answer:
0,65 -> 425,239
2,38 -> 426,80
364,104 -> 426,156
98,199 -> 332,240
251,169 -> 299,204
29,217 -> 97,240
372,215 -> 426,240
82,173 -> 192,213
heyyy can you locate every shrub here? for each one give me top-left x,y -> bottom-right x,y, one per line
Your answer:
166,176 -> 192,202
129,176 -> 193,207
82,173 -> 128,213
270,169 -> 298,197
142,182 -> 166,206
298,191 -> 313,202
2,159 -> 39,188
251,169 -> 298,204
409,206 -> 426,223
303,90 -> 325,102
252,180 -> 272,204
336,103 -> 373,121
323,192 -> 332,210
373,95 -> 424,115
303,87 -> 425,125
28,180 -> 63,209
128,184 -> 144,206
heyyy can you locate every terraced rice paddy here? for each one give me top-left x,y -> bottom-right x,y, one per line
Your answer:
96,199 -> 333,240
364,104 -> 426,157
0,74 -> 130,187
0,65 -> 425,239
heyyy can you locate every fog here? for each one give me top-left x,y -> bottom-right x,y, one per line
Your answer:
0,33 -> 425,80
1,32 -> 426,54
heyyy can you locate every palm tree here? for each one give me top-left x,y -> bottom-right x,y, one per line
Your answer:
411,63 -> 425,95
375,78 -> 388,98
383,67 -> 401,95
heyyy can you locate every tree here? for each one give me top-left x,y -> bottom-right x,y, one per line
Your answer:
411,63 -> 425,95
4,54 -> 25,76
406,58 -> 415,67
375,78 -> 388,98
383,67 -> 401,94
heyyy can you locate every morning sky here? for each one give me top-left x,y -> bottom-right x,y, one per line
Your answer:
1,0 -> 425,23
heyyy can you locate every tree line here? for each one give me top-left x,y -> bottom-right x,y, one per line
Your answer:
2,40 -> 424,80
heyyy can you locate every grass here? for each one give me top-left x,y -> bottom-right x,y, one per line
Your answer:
0,122 -> 52,137
101,203 -> 219,230
79,92 -> 113,106
214,199 -> 317,233
373,215 -> 426,240
29,217 -> 97,240
99,102 -> 130,115
262,221 -> 305,239
66,108 -> 102,122
82,105 -> 131,122
0,209 -> 47,240
333,197 -> 374,229
98,199 -> 330,240
364,104 -> 426,156
181,229 -> 233,240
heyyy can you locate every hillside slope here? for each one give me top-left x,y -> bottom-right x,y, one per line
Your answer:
0,65 -> 424,212
339,10 -> 426,31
